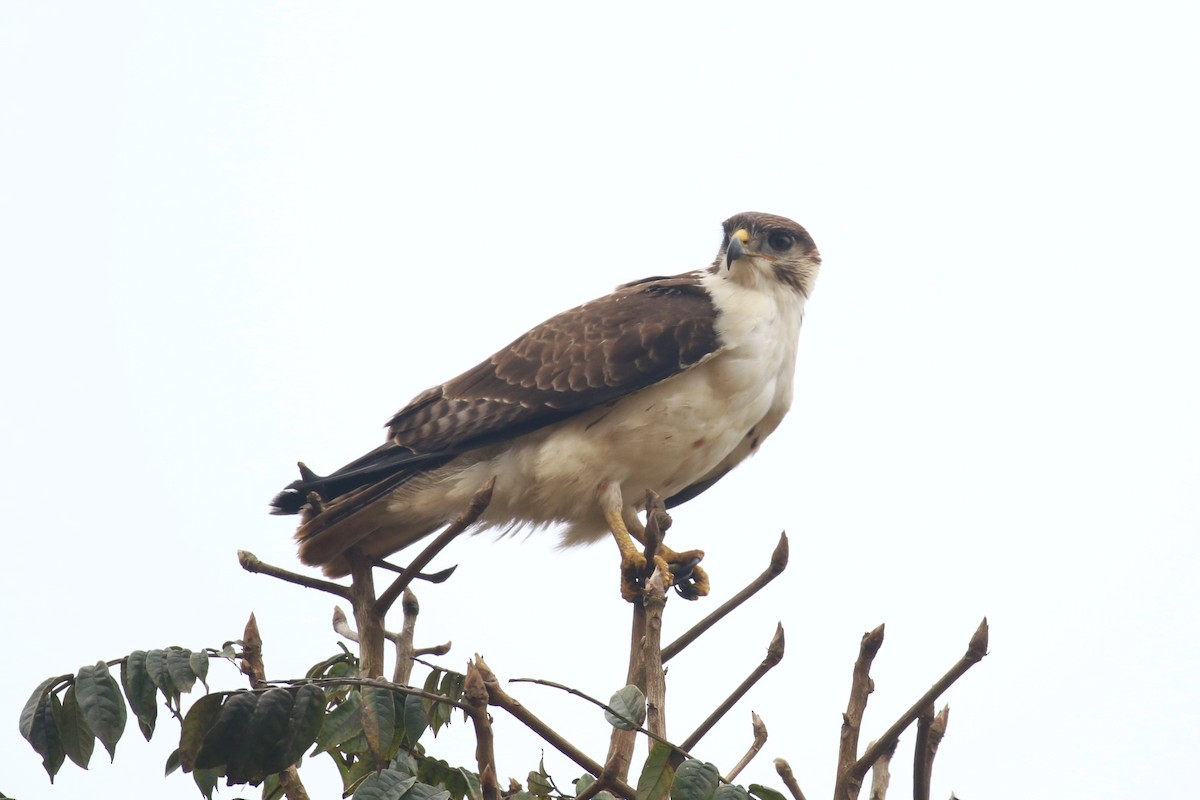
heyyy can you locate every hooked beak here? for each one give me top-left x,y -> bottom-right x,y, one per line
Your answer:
726,229 -> 750,269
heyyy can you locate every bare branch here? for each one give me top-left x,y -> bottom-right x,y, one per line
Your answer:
375,478 -> 494,616
725,711 -> 768,782
465,659 -> 500,800
852,619 -> 986,782
661,532 -> 788,663
237,550 -> 350,598
866,737 -> 898,800
604,593 -> 647,784
680,623 -> 784,751
914,705 -> 949,800
774,758 -> 808,800
474,656 -> 636,800
393,589 -> 420,685
833,623 -> 885,800
643,565 -> 669,740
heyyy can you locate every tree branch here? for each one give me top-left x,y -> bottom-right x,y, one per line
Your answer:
833,623 -> 885,800
773,758 -> 808,800
237,550 -> 350,598
866,737 -> 897,800
679,623 -> 784,751
465,659 -> 500,800
913,705 -> 949,800
852,619 -> 986,782
661,532 -> 788,663
724,712 -> 768,782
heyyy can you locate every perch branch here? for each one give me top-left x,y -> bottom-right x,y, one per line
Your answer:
852,619 -> 986,782
724,712 -> 768,782
643,565 -> 669,740
773,758 -> 808,800
374,478 -> 494,616
465,659 -> 500,800
661,532 -> 788,663
237,550 -> 350,598
679,623 -> 784,751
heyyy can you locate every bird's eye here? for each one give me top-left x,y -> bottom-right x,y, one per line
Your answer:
767,231 -> 794,251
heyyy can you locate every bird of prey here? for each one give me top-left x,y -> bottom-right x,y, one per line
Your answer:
272,212 -> 820,600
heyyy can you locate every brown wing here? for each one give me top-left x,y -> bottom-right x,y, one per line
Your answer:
270,273 -> 721,514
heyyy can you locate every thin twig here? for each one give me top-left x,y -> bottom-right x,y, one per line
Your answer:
375,479 -> 494,616
679,623 -> 784,751
852,620 -> 986,782
833,623 -> 886,800
774,758 -> 808,800
725,712 -> 768,782
867,737 -> 897,800
475,657 -> 636,800
237,550 -> 351,598
661,532 -> 788,663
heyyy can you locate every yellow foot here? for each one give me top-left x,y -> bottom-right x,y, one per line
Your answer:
619,547 -> 709,601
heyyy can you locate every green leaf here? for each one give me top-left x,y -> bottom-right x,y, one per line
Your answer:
194,690 -> 259,770
605,685 -> 647,730
262,771 -> 285,800
457,767 -> 482,800
144,649 -> 180,709
228,686 -> 294,785
58,686 -> 96,769
165,747 -> 182,776
527,761 -> 553,800
671,761 -> 720,800
361,685 -> 397,766
353,769 -> 417,800
165,647 -> 198,694
179,692 -> 225,772
194,766 -> 220,800
283,684 -> 327,765
714,785 -> 751,800
342,757 -> 380,795
74,661 -> 127,760
190,651 -> 211,691
402,693 -> 429,746
19,675 -> 60,743
406,782 -> 453,800
29,692 -> 66,781
313,690 -> 362,754
121,651 -> 159,741
748,785 -> 788,800
634,743 -> 675,800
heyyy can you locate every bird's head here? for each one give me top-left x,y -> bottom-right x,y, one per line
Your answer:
714,212 -> 821,298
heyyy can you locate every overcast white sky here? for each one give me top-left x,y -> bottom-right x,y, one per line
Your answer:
3,3 -> 1197,799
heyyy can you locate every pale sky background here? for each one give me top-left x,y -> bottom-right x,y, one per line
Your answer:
2,3 -> 1197,799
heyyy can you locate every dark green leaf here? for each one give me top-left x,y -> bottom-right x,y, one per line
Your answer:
19,676 -> 60,743
342,757 -> 379,795
605,685 -> 647,730
714,785 -> 751,800
194,690 -> 259,770
634,743 -> 675,800
262,771 -> 285,800
74,661 -> 126,760
283,684 -> 326,765
748,785 -> 788,800
389,749 -> 419,776
145,649 -> 180,709
527,764 -> 553,799
361,685 -> 396,766
406,782 -> 453,800
121,651 -> 159,740
353,769 -> 417,800
58,686 -> 95,769
575,775 -> 615,800
179,692 -> 225,772
166,647 -> 198,694
402,693 -> 428,746
228,686 -> 295,785
671,761 -> 720,800
457,767 -> 482,800
190,651 -> 210,691
165,747 -> 181,776
314,691 -> 362,754
30,693 -> 66,781
194,766 -> 220,800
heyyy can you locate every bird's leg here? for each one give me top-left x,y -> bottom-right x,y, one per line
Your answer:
623,509 -> 709,600
598,482 -> 670,602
